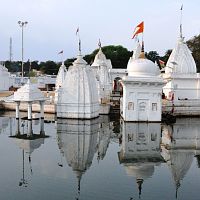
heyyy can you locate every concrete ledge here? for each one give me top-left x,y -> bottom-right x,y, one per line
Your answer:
1,102 -> 55,114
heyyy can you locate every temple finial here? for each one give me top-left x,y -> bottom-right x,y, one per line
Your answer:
98,38 -> 102,49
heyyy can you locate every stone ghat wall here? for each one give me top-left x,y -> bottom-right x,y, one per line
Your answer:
162,99 -> 200,116
0,102 -> 56,114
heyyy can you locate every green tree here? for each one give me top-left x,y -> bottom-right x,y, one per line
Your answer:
187,34 -> 200,72
64,58 -> 76,69
84,45 -> 132,69
39,61 -> 59,75
145,51 -> 159,62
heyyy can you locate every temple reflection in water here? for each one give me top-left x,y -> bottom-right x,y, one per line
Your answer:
56,116 -> 114,198
118,122 -> 164,198
57,118 -> 99,199
161,118 -> 200,198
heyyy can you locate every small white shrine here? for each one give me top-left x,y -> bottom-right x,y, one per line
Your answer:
120,44 -> 164,122
55,61 -> 67,103
57,54 -> 99,119
13,79 -> 47,120
91,47 -> 112,114
0,63 -> 10,91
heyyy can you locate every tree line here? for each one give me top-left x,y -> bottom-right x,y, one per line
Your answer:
4,34 -> 200,76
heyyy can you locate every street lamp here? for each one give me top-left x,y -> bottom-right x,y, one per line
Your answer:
18,21 -> 28,79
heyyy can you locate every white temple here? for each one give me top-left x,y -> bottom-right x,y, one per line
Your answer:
91,47 -> 112,114
0,63 -> 10,91
120,44 -> 164,121
161,18 -> 200,116
163,37 -> 200,100
57,55 -> 99,119
55,61 -> 67,103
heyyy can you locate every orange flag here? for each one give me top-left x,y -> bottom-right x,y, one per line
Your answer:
132,21 -> 144,39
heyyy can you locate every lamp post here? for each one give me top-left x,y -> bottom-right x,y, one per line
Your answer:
18,21 -> 28,79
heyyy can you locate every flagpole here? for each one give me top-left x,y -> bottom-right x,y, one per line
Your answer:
142,32 -> 144,45
58,51 -> 64,64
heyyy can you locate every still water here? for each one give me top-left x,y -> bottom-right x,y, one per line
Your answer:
0,112 -> 200,200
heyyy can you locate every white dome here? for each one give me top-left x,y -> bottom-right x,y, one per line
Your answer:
165,38 -> 197,74
127,57 -> 160,77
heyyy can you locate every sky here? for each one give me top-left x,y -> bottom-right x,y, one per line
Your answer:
0,0 -> 200,62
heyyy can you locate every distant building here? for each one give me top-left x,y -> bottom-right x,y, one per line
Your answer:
0,63 -> 10,91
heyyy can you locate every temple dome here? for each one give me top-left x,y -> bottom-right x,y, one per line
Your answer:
91,48 -> 107,67
127,57 -> 160,77
165,38 -> 197,74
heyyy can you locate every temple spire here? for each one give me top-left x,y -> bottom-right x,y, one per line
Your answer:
139,41 -> 145,59
180,4 -> 183,39
76,27 -> 81,55
98,38 -> 102,49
